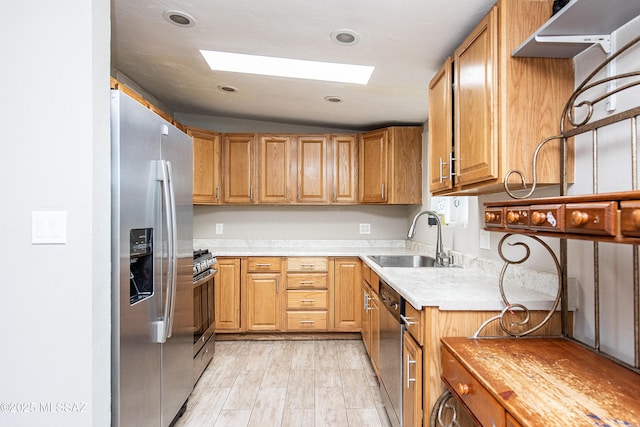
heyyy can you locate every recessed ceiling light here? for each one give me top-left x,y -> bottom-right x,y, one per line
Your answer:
217,85 -> 238,93
200,50 -> 374,85
330,29 -> 360,46
163,10 -> 196,27
324,96 -> 343,103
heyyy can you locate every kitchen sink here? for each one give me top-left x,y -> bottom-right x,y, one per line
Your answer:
368,254 -> 438,268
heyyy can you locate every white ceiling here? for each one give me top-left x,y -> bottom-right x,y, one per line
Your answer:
111,0 -> 495,130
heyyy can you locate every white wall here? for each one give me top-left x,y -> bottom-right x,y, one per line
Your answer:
0,1 -> 111,426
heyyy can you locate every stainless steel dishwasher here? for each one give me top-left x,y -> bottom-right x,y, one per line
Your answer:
378,279 -> 403,427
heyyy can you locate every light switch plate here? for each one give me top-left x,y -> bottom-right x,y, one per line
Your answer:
215,223 -> 224,234
32,211 -> 67,244
479,229 -> 491,250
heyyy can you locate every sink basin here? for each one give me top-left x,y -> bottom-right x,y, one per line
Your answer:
368,255 -> 438,268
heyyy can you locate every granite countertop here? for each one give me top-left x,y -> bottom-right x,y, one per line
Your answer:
198,239 -> 562,313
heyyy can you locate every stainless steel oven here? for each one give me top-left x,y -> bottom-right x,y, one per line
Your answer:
379,279 -> 403,427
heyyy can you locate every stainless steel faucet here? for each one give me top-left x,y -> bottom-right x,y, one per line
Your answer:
407,210 -> 453,266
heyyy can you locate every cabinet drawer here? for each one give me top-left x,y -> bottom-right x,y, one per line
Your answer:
402,303 -> 424,346
620,200 -> 640,237
247,257 -> 282,272
287,273 -> 327,289
505,207 -> 529,229
529,204 -> 564,232
484,207 -> 505,229
564,202 -> 618,236
442,347 -> 505,427
287,256 -> 328,272
287,290 -> 328,309
287,311 -> 327,330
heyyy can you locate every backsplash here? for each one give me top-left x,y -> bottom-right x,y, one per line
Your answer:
196,238 -> 564,300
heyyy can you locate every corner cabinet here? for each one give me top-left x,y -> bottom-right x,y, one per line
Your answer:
429,0 -> 574,195
188,127 -> 222,204
359,126 -> 422,204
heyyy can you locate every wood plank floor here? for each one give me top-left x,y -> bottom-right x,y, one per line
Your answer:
174,339 -> 392,427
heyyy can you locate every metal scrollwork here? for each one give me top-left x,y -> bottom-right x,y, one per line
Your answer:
472,234 -> 562,338
430,390 -> 460,427
504,34 -> 640,200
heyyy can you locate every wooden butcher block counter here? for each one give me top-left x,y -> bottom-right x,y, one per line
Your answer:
441,336 -> 640,427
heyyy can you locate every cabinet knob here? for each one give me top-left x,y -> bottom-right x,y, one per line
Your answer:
631,209 -> 640,229
570,210 -> 590,226
485,212 -> 496,222
531,211 -> 546,225
507,211 -> 520,223
457,383 -> 472,395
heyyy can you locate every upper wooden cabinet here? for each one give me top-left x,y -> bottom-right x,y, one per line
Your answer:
429,0 -> 574,195
297,135 -> 329,204
428,58 -> 453,194
359,126 -> 422,204
258,134 -> 294,203
331,134 -> 358,204
222,133 -> 256,204
188,127 -> 222,204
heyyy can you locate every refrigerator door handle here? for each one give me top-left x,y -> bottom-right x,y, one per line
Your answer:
157,160 -> 177,343
165,160 -> 178,338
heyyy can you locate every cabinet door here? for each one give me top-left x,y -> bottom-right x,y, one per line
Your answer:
214,258 -> 241,331
259,134 -> 293,203
247,273 -> 281,331
331,134 -> 358,203
297,135 -> 328,203
361,282 -> 372,354
189,128 -> 221,204
222,133 -> 256,203
333,258 -> 361,330
428,58 -> 454,194
454,6 -> 498,187
359,129 -> 388,203
403,331 -> 423,427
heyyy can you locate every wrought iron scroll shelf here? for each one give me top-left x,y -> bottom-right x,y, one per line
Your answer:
482,34 -> 640,366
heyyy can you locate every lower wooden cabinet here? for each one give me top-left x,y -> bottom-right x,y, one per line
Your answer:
403,331 -> 423,427
214,258 -> 241,332
333,258 -> 361,331
245,257 -> 283,332
246,272 -> 281,331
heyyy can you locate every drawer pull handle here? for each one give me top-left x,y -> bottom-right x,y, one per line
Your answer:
255,263 -> 272,267
632,209 -> 640,228
531,211 -> 546,225
507,211 -> 520,223
457,383 -> 472,395
485,211 -> 497,222
299,299 -> 316,303
300,264 -> 315,268
400,314 -> 417,326
570,210 -> 590,226
299,320 -> 315,324
299,281 -> 315,285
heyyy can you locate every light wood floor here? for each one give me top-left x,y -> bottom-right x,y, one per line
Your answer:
174,339 -> 392,427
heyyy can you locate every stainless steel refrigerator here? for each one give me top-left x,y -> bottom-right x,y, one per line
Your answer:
111,89 -> 193,427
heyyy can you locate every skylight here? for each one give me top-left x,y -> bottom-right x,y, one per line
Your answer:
199,50 -> 374,85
